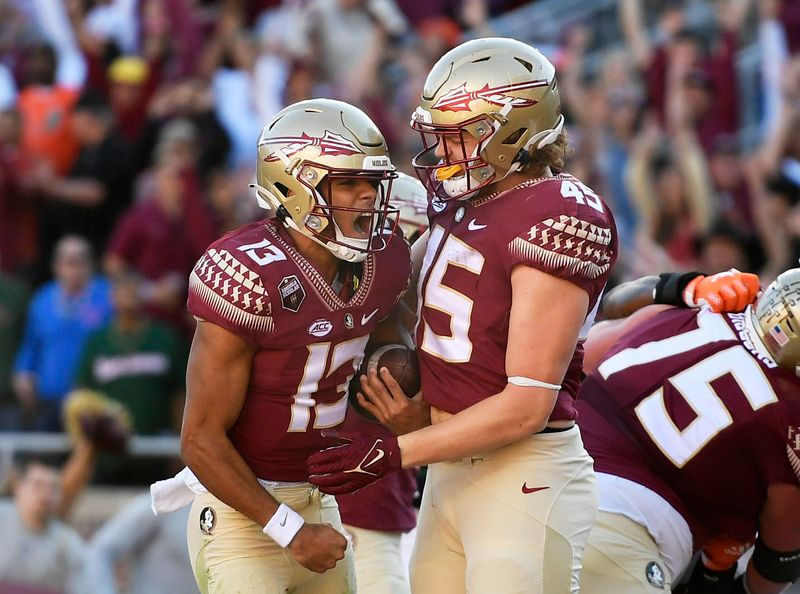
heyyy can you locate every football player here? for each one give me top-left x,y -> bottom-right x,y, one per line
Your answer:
576,268 -> 800,594
308,38 -> 618,594
150,99 -> 412,594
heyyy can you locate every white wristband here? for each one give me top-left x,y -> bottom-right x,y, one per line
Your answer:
508,376 -> 562,391
262,503 -> 305,548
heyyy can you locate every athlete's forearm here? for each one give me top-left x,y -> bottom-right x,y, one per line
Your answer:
397,384 -> 556,467
182,429 -> 280,526
600,275 -> 659,319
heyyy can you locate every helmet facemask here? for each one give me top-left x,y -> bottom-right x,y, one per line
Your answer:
410,37 -> 565,202
253,161 -> 398,263
411,112 -> 497,201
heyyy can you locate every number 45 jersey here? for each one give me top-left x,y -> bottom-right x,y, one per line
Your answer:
577,307 -> 800,545
416,173 -> 617,421
187,219 -> 411,482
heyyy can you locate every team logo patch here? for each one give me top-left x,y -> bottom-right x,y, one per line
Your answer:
308,319 -> 333,337
432,80 -> 549,113
264,131 -> 364,162
431,199 -> 447,213
645,561 -> 665,589
279,275 -> 305,312
200,507 -> 216,535
455,206 -> 465,223
344,313 -> 355,329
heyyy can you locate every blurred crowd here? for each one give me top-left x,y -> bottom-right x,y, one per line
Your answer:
0,0 -> 799,591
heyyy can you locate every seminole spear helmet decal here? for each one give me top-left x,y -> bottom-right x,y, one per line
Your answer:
411,37 -> 564,201
252,99 -> 397,263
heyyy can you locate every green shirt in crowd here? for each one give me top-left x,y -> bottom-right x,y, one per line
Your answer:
75,321 -> 188,435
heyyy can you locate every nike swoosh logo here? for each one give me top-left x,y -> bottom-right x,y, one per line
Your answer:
521,483 -> 550,494
364,447 -> 385,470
279,511 -> 288,526
361,308 -> 379,325
467,219 -> 487,231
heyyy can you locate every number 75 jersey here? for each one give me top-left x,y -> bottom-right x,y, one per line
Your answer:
416,174 -> 617,420
577,307 -> 800,544
187,219 -> 411,482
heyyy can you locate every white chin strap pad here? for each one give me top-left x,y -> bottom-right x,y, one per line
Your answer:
528,114 -> 565,151
507,376 -> 562,391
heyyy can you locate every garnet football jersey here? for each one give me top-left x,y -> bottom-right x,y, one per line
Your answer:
415,174 -> 617,420
188,219 -> 411,481
577,307 -> 800,545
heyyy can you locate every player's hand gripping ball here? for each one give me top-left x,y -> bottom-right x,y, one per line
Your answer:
349,344 -> 421,422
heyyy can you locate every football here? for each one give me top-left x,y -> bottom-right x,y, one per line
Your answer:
349,344 -> 421,422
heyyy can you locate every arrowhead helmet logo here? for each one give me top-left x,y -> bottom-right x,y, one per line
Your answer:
431,80 -> 549,113
264,130 -> 365,162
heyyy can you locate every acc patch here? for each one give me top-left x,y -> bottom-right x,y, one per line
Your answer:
279,275 -> 305,313
645,561 -> 665,589
199,506 -> 216,535
308,319 -> 333,337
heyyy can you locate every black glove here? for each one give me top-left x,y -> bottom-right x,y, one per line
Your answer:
686,562 -> 737,594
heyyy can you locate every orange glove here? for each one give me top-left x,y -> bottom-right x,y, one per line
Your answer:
683,269 -> 760,313
701,534 -> 753,571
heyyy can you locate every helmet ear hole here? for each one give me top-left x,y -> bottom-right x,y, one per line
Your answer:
502,128 -> 527,145
275,183 -> 290,197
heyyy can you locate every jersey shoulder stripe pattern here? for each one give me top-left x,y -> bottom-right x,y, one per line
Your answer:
509,214 -> 613,280
190,248 -> 274,333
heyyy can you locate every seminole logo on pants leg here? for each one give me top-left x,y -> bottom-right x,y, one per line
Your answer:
200,506 -> 217,535
645,561 -> 665,589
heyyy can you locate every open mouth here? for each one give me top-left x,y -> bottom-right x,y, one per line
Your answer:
352,212 -> 372,237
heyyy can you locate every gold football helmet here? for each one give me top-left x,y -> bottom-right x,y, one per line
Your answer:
253,99 -> 397,262
389,172 -> 429,242
752,268 -> 800,375
411,37 -> 563,201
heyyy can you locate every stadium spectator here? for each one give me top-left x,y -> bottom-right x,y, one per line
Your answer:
74,271 -> 187,437
0,455 -> 91,594
34,90 -> 135,265
0,108 -> 39,277
105,148 -> 217,331
15,42 -> 79,177
0,272 -> 29,430
13,236 -> 112,431
89,492 -> 196,594
74,270 -> 186,483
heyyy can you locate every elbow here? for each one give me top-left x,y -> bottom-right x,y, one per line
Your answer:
522,414 -> 549,436
180,425 -> 206,468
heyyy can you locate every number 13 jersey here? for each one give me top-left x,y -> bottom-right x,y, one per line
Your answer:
187,219 -> 411,482
416,173 -> 617,421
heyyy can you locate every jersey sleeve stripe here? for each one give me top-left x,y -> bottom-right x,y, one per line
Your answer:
509,237 -> 611,279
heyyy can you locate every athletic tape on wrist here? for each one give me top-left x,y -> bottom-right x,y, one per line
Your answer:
652,271 -> 704,307
263,503 -> 305,548
508,376 -> 562,391
752,537 -> 800,584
